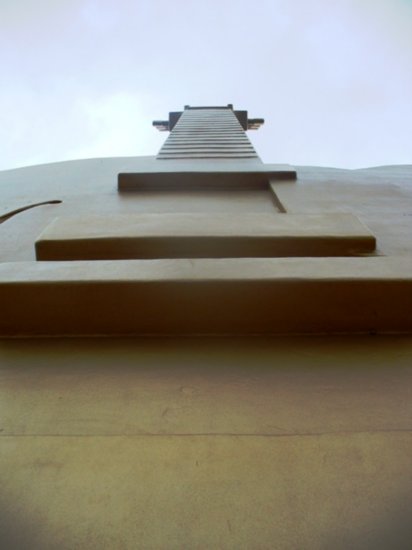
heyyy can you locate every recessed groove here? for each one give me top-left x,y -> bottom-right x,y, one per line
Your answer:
161,151 -> 256,155
174,132 -> 244,136
178,125 -> 241,129
172,133 -> 245,136
158,155 -> 258,158
161,145 -> 255,150
178,125 -> 240,127
159,149 -> 256,154
157,153 -> 258,156
173,127 -> 244,131
164,143 -> 253,147
161,144 -> 253,148
164,148 -> 254,151
158,155 -> 258,159
178,121 -> 240,124
166,138 -> 250,141
173,127 -> 244,130
173,130 -> 244,132
160,150 -> 256,154
183,115 -> 234,118
180,123 -> 237,125
169,138 -> 247,142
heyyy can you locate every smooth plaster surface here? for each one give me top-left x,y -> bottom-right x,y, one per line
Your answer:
1,336 -> 412,549
1,158 -> 411,262
1,158 -> 412,548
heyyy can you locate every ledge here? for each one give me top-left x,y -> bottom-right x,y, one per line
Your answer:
35,214 -> 376,261
0,257 -> 411,336
118,163 -> 296,191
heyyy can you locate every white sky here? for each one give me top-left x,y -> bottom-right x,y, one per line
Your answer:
0,0 -> 411,170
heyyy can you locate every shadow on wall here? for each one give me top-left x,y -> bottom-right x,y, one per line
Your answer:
0,493 -> 45,550
323,494 -> 412,550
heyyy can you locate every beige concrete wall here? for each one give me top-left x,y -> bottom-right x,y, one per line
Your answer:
1,158 -> 412,262
1,158 -> 412,548
1,335 -> 412,549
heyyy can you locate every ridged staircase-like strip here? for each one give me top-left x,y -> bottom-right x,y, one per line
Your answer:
157,108 -> 259,160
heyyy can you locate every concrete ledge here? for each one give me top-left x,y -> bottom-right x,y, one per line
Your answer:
118,164 -> 296,191
0,257 -> 411,336
35,214 -> 376,260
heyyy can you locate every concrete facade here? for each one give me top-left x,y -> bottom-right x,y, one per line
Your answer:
1,105 -> 412,548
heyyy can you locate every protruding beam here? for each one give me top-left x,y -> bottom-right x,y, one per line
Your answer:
153,105 -> 264,133
0,257 -> 411,336
35,213 -> 376,261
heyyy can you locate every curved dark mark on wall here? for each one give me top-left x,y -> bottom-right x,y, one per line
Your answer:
0,200 -> 62,224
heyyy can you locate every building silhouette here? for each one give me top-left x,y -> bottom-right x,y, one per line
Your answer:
0,105 -> 412,548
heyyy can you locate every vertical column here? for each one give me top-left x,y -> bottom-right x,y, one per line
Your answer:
157,107 -> 259,160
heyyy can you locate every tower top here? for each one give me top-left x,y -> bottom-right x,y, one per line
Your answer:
154,104 -> 261,160
153,104 -> 264,132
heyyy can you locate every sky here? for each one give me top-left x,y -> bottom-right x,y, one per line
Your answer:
0,0 -> 411,171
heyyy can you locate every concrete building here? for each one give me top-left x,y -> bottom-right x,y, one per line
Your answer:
1,104 -> 412,549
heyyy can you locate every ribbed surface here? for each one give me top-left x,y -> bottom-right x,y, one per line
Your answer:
157,108 -> 258,159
